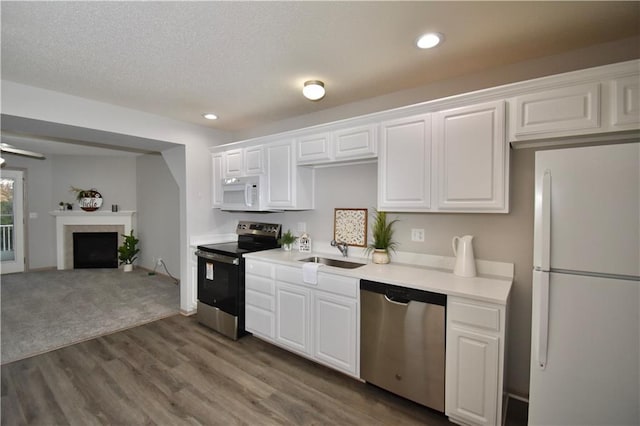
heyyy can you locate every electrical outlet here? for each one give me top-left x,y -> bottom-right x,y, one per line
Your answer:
156,258 -> 163,266
411,228 -> 425,242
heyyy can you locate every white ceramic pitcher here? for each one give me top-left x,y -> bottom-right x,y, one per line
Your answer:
452,235 -> 477,277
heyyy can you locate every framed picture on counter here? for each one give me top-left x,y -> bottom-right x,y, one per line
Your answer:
334,208 -> 367,247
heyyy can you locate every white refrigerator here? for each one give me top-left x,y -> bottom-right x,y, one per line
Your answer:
529,142 -> 640,426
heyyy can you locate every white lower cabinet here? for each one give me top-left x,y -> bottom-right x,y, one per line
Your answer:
245,259 -> 359,377
313,291 -> 357,375
446,297 -> 506,426
276,282 -> 312,356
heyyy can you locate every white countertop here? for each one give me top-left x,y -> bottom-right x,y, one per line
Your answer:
244,248 -> 513,305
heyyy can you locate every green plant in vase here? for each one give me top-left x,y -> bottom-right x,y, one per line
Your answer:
118,230 -> 140,272
278,229 -> 298,251
365,210 -> 399,264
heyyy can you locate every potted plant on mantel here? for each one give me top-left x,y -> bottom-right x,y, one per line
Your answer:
118,230 -> 140,272
365,210 -> 399,264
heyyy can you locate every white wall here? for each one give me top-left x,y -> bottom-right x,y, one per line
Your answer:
52,155 -> 137,211
136,153 -> 180,276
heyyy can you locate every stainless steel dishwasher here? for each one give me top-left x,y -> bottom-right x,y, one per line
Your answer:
360,279 -> 446,412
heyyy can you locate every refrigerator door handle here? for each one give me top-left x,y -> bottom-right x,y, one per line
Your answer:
534,170 -> 552,270
533,270 -> 550,370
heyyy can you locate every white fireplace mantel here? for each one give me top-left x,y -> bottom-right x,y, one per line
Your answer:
50,210 -> 136,270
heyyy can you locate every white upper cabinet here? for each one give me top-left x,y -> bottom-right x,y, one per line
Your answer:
378,113 -> 432,211
509,63 -> 640,144
511,83 -> 601,138
296,133 -> 332,164
612,75 -> 640,129
378,103 -> 508,213
334,124 -> 377,161
265,140 -> 314,209
222,146 -> 263,177
244,145 -> 264,175
296,123 -> 377,166
434,101 -> 508,213
223,148 -> 244,177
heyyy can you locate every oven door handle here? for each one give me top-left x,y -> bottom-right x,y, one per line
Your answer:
195,250 -> 240,265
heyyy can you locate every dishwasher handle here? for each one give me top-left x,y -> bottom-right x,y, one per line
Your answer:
361,279 -> 447,306
384,294 -> 410,305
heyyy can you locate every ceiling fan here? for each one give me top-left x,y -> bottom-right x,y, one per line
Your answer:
0,142 -> 46,166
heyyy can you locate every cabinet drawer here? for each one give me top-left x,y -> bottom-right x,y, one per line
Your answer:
246,274 -> 275,295
317,273 -> 358,298
276,265 -> 305,285
246,305 -> 275,339
246,289 -> 275,311
449,299 -> 501,332
246,260 -> 273,279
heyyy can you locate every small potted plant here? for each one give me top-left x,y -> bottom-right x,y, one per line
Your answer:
365,210 -> 399,264
118,230 -> 140,272
278,229 -> 298,251
58,201 -> 65,211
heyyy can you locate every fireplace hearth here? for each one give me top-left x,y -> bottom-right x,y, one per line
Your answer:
73,232 -> 118,268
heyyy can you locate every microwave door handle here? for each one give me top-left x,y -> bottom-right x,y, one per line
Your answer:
245,183 -> 252,207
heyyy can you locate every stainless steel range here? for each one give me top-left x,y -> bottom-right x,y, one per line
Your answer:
195,221 -> 281,340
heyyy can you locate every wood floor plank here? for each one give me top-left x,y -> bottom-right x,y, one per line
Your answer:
2,315 -> 454,426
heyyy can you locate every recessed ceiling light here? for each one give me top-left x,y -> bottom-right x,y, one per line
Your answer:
303,80 -> 325,101
202,113 -> 218,120
416,32 -> 443,49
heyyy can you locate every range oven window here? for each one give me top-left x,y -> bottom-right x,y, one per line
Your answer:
197,256 -> 240,316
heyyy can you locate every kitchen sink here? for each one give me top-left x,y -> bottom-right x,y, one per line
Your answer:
298,256 -> 365,269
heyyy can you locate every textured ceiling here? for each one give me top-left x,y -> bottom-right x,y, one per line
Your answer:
2,1 -> 639,136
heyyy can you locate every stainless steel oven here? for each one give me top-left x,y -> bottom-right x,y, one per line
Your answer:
195,221 -> 280,340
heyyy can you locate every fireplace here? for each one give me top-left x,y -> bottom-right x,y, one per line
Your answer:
50,210 -> 135,270
73,232 -> 118,268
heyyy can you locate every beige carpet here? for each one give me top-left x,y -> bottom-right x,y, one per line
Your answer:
1,268 -> 180,364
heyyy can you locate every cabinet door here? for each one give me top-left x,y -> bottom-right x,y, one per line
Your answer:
313,292 -> 357,376
378,113 -> 432,211
266,141 -> 295,208
211,152 -> 224,207
297,133 -> 332,164
244,145 -> 264,175
513,83 -> 601,137
446,325 -> 499,426
275,282 -> 312,355
434,101 -> 508,212
223,148 -> 244,177
334,124 -> 377,160
612,75 -> 640,128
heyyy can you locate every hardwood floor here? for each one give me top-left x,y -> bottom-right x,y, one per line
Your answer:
2,315 -> 453,425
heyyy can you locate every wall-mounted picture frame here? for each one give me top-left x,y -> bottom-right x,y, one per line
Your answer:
333,208 -> 368,247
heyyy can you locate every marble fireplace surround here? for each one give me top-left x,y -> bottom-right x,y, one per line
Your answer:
50,211 -> 136,270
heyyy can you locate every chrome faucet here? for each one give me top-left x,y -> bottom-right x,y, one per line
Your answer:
330,240 -> 349,257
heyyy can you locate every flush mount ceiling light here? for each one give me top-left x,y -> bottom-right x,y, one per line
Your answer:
303,80 -> 325,101
202,113 -> 218,120
416,32 -> 443,49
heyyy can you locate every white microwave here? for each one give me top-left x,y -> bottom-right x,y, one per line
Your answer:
220,176 -> 274,211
